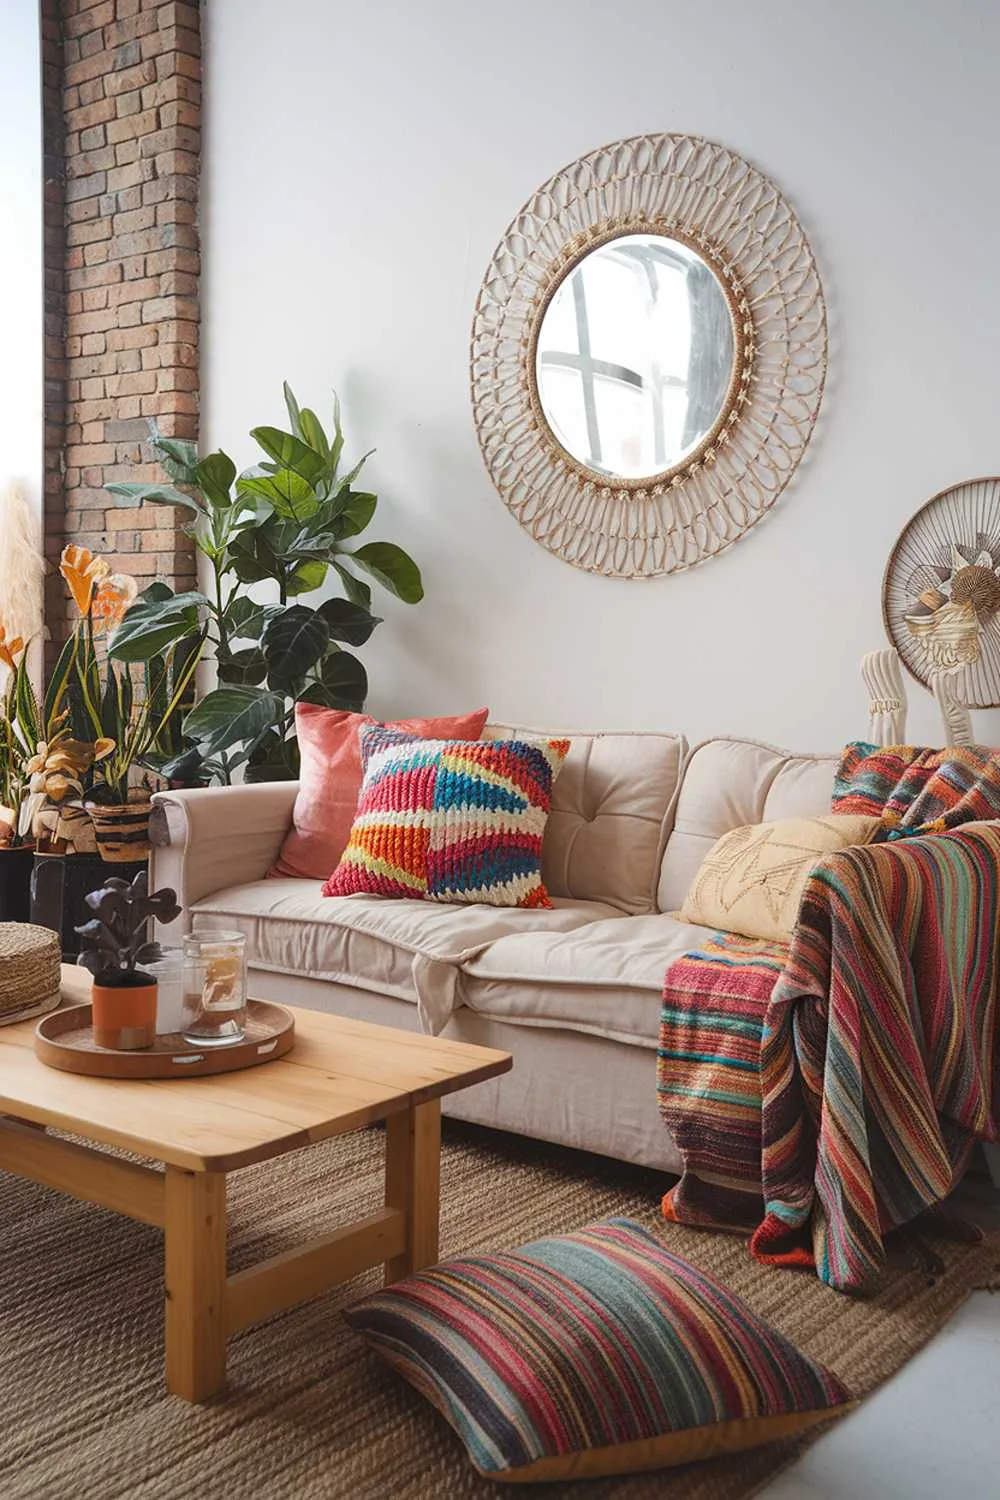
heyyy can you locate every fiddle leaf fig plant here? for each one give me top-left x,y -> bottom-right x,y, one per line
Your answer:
105,383 -> 423,781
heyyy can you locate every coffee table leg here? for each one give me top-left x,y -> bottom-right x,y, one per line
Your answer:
384,1099 -> 441,1283
164,1166 -> 228,1401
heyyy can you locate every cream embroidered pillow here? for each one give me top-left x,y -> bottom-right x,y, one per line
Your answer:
678,815 -> 882,942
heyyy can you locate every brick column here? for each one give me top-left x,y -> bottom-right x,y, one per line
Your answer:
43,0 -> 201,649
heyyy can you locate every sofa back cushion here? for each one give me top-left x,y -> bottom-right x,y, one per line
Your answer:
657,737 -> 839,912
486,725 -> 686,915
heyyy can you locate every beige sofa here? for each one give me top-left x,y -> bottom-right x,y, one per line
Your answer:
150,731 -> 841,1177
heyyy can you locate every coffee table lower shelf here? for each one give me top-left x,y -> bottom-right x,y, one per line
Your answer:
0,1098 -> 441,1403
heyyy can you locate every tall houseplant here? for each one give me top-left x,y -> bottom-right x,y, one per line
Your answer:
107,384 -> 423,781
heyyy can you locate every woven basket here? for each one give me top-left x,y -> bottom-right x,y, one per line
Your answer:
0,923 -> 62,1025
85,799 -> 152,863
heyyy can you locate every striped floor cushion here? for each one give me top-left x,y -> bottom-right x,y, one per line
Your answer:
344,1218 -> 854,1482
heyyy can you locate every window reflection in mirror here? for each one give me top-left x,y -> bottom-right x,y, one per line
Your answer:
535,234 -> 735,481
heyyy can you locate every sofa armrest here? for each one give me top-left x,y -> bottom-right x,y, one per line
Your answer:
149,782 -> 299,932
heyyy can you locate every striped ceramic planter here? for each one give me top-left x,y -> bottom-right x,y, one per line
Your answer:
85,799 -> 153,863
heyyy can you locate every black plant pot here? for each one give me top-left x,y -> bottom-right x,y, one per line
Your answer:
30,852 -> 66,938
0,846 -> 34,924
61,853 -> 147,959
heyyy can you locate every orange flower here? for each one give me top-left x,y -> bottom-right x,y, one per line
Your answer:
92,571 -> 139,628
60,544 -> 111,616
0,623 -> 24,672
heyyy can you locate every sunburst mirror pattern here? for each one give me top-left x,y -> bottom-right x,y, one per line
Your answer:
883,477 -> 1000,708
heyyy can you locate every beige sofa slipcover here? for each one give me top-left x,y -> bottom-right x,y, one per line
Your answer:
150,732 -> 839,1175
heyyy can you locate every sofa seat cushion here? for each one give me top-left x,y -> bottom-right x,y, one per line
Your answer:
457,911 -> 716,1049
191,879 -> 621,1009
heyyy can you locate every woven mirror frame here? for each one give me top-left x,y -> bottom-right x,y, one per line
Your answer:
471,133 -> 828,578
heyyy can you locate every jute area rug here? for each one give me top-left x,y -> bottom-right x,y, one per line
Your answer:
1,1122 -> 996,1500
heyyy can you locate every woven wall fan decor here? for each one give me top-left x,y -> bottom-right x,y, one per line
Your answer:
883,477 -> 1000,708
470,133 -> 827,578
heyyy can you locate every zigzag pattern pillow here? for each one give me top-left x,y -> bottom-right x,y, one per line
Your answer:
323,727 -> 569,908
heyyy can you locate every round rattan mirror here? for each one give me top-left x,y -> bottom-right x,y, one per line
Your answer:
471,134 -> 827,578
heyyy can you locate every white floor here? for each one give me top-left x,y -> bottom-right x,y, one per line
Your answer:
758,1163 -> 1000,1500
757,1291 -> 1000,1500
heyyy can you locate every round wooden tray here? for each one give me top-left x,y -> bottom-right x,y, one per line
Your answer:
34,1000 -> 295,1078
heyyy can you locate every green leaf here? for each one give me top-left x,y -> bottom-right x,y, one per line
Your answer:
348,541 -> 423,603
317,597 -> 382,646
236,469 -> 319,520
261,606 -> 330,688
157,744 -> 206,784
43,631 -> 78,733
224,595 -> 264,638
330,560 -> 371,609
141,581 -> 175,604
331,449 -> 374,498
183,686 -> 282,759
298,408 -> 331,467
108,590 -> 207,662
318,649 -> 368,710
250,427 -> 328,487
105,482 -> 203,516
227,551 -> 273,585
283,381 -> 303,439
194,451 -> 237,507
330,390 -> 345,474
337,490 -> 377,538
150,432 -> 199,483
286,559 -> 328,596
217,648 -> 267,686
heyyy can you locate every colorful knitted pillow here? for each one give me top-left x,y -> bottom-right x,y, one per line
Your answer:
832,741 -> 1000,837
323,728 -> 570,908
270,703 -> 490,880
344,1218 -> 854,1482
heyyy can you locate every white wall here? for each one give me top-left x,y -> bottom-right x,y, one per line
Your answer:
201,0 -> 1000,750
0,0 -> 44,516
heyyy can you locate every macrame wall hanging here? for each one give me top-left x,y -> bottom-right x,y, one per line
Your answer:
471,134 -> 828,578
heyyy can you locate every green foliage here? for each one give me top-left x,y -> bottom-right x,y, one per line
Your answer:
106,383 -> 422,781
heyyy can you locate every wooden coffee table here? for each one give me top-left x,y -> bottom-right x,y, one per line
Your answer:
0,966 -> 511,1402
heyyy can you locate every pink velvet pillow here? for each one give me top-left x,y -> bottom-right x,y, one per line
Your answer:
270,702 -> 490,881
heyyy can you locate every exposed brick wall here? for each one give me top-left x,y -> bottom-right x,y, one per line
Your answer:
41,0 -> 68,654
43,0 -> 201,649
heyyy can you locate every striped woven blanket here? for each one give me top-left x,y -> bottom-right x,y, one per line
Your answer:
658,825 -> 1000,1290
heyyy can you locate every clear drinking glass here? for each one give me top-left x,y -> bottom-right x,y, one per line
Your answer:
182,930 -> 248,1047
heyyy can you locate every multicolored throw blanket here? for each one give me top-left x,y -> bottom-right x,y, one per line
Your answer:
658,741 -> 1000,1292
833,741 -> 1000,834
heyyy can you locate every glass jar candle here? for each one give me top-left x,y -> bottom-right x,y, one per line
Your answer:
182,930 -> 248,1047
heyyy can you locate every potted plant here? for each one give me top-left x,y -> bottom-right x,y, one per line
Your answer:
105,384 -> 423,783
0,625 -> 35,921
75,871 -> 181,1050
57,545 -> 203,860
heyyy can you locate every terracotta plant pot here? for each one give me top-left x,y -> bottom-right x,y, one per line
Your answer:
85,799 -> 153,863
91,978 -> 158,1051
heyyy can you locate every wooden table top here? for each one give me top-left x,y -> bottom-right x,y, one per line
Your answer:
0,965 -> 511,1172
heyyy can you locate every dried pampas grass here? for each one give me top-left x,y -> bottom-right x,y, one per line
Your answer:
0,481 -> 45,642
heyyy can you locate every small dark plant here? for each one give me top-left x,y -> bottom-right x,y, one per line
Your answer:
75,870 -> 181,988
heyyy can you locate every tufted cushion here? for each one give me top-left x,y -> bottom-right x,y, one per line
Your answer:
345,1217 -> 854,1482
486,724 -> 686,915
657,739 -> 839,911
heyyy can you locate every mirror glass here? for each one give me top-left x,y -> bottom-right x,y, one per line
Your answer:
534,233 -> 736,480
